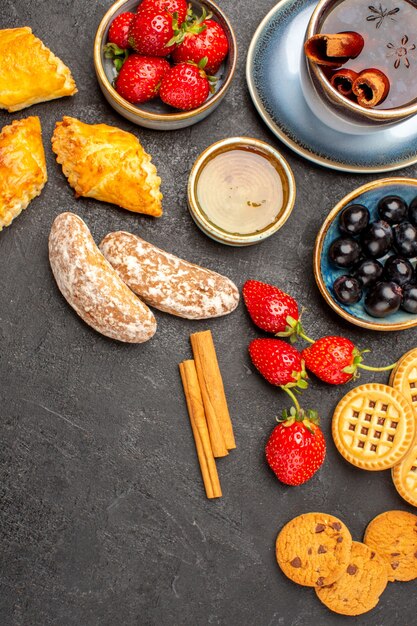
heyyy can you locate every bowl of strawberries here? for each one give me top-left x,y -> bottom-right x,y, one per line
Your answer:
94,0 -> 237,129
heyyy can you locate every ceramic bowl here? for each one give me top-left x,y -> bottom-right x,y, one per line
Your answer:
305,0 -> 417,128
314,178 -> 417,331
94,0 -> 237,130
187,137 -> 296,246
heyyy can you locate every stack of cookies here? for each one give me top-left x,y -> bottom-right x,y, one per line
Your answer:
276,510 -> 417,616
332,348 -> 417,508
390,348 -> 417,507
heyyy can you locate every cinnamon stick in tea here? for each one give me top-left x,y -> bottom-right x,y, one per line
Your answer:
179,360 -> 222,499
190,330 -> 236,452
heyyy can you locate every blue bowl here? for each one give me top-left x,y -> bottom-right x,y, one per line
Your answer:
314,178 -> 417,331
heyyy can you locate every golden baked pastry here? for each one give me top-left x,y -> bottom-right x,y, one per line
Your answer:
0,27 -> 77,112
52,117 -> 162,217
0,116 -> 47,231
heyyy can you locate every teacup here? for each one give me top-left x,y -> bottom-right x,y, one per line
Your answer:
303,0 -> 417,130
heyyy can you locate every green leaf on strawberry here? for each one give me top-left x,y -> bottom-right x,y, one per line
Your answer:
103,43 -> 129,71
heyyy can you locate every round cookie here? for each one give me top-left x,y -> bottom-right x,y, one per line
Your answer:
391,348 -> 417,416
392,438 -> 417,507
276,512 -> 352,588
332,383 -> 415,471
364,510 -> 417,582
389,348 -> 417,387
315,541 -> 388,616
389,350 -> 417,506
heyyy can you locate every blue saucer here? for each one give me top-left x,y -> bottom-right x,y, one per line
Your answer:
315,178 -> 417,331
246,0 -> 417,173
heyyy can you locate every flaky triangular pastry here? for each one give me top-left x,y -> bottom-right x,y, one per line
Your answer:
0,27 -> 77,112
0,116 -> 47,231
52,117 -> 163,217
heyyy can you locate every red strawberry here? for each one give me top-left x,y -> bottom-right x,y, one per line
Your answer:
243,279 -> 303,339
128,8 -> 179,56
108,12 -> 135,49
137,0 -> 189,25
159,61 -> 213,110
172,17 -> 229,74
265,407 -> 326,486
302,336 -> 356,385
302,335 -> 396,385
248,338 -> 308,389
114,55 -> 170,104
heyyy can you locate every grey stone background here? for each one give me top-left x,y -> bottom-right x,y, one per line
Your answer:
1,0 -> 416,624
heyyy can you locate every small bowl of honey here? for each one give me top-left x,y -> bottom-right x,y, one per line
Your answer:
187,137 -> 296,246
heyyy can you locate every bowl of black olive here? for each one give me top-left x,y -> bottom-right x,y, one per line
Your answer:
314,178 -> 417,331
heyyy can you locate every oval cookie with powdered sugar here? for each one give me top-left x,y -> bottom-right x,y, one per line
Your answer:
99,231 -> 239,320
49,213 -> 156,343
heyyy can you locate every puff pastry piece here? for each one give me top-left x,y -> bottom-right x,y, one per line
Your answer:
0,27 -> 77,112
0,116 -> 47,231
52,117 -> 162,217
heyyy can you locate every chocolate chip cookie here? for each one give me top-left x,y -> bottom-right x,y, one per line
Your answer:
276,512 -> 352,587
364,510 -> 417,582
315,541 -> 388,616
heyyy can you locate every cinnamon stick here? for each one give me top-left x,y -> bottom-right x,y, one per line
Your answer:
190,330 -> 236,453
179,360 -> 222,499
352,68 -> 390,108
330,69 -> 359,97
304,32 -> 364,67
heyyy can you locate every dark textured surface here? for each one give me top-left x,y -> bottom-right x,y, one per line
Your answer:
1,1 -> 417,624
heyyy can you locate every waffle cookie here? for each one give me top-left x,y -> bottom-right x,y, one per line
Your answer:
315,541 -> 388,616
364,510 -> 417,582
392,439 -> 417,508
276,512 -> 352,588
390,348 -> 417,414
388,348 -> 417,387
332,383 -> 415,471
389,349 -> 417,506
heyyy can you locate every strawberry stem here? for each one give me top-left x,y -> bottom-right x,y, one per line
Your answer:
297,308 -> 314,343
299,331 -> 315,344
276,311 -> 315,344
342,347 -> 397,378
357,362 -> 397,372
282,386 -> 301,412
